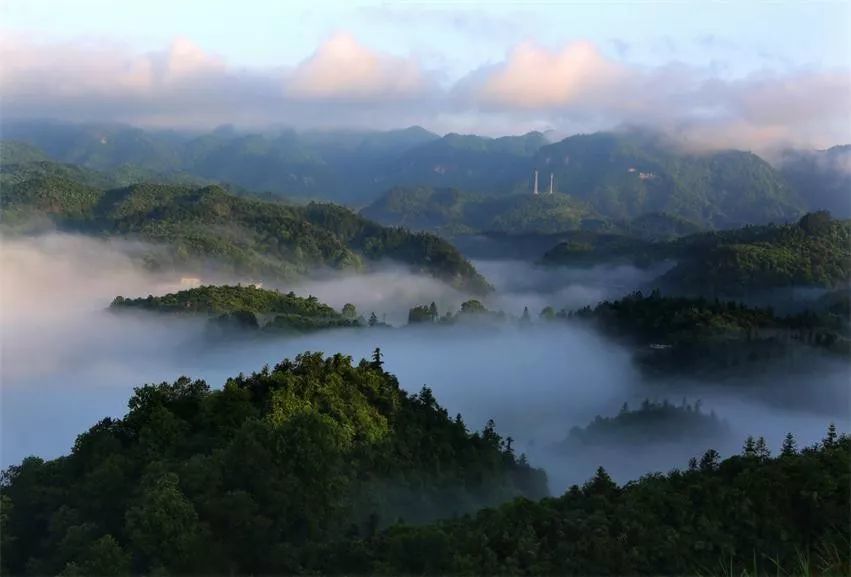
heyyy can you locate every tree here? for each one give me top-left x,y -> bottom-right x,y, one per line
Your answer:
754,436 -> 771,460
781,432 -> 797,456
428,301 -> 438,321
371,347 -> 384,370
699,449 -> 720,471
408,305 -> 434,324
368,312 -> 378,327
124,473 -> 202,571
342,303 -> 357,319
460,300 -> 487,314
520,307 -> 531,323
823,422 -> 838,448
742,435 -> 756,457
540,306 -> 556,320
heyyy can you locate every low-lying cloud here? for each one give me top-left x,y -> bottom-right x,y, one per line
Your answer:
3,234 -> 847,495
2,33 -> 848,150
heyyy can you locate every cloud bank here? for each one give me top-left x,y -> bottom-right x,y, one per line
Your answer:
1,33 -> 849,150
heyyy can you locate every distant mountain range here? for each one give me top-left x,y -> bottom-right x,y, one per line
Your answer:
3,120 -> 847,226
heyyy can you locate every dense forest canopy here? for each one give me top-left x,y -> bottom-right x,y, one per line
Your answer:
542,212 -> 851,298
0,160 -> 492,294
558,399 -> 730,448
1,352 -> 846,576
0,352 -> 546,576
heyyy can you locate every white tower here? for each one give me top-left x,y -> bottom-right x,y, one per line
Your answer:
549,172 -> 554,194
533,170 -> 539,195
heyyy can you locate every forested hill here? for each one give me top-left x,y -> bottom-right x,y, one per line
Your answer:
542,212 -> 851,297
0,161 -> 492,294
0,352 -> 548,576
360,186 -> 597,235
657,211 -> 851,297
328,430 -> 849,576
111,284 -> 337,316
531,130 -> 804,228
110,285 -> 358,333
1,352 -> 845,575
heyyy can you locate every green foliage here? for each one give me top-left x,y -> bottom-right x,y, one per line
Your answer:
564,291 -> 851,373
0,352 -> 546,576
362,186 -> 597,235
111,285 -> 364,334
321,431 -> 850,576
659,212 -> 851,296
1,163 -> 491,294
533,130 -> 804,228
561,399 -> 728,448
542,213 -> 851,296
111,284 -> 336,316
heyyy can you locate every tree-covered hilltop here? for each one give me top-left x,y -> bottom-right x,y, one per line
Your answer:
111,285 -> 358,333
0,352 -> 547,577
559,399 -> 729,448
0,161 -> 492,294
531,130 -> 804,228
560,291 -> 850,374
111,284 -> 337,316
318,429 -> 849,576
657,211 -> 851,297
542,212 -> 851,297
361,186 -> 598,236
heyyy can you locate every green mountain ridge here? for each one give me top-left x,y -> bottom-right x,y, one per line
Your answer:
0,161 -> 492,294
4,122 -> 826,226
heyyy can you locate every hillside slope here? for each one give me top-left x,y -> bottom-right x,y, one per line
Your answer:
0,162 -> 492,294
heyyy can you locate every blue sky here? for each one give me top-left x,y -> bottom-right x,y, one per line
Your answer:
5,0 -> 849,78
2,1 -> 850,148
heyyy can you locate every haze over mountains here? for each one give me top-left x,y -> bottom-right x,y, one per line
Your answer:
4,120 -> 848,221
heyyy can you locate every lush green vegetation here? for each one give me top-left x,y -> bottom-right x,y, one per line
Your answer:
542,212 -> 851,297
321,428 -> 848,576
532,130 -> 804,228
560,291 -> 850,374
559,399 -> 729,448
3,351 -> 846,576
0,161 -> 491,294
111,285 -> 337,316
0,352 -> 546,576
658,212 -> 851,297
110,285 -> 358,333
361,186 -> 598,235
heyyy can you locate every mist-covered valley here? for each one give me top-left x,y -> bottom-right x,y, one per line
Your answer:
3,232 -> 846,496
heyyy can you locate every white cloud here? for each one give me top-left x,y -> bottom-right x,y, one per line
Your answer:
287,33 -> 427,100
1,33 -> 849,150
474,41 -> 625,109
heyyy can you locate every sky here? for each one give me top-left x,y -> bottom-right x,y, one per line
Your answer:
2,0 -> 850,148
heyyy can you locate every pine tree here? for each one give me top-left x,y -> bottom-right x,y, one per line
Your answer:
520,307 -> 531,323
699,449 -> 720,471
754,436 -> 771,460
781,432 -> 797,456
370,347 -> 384,370
823,422 -> 838,448
428,301 -> 438,322
742,435 -> 756,457
368,312 -> 378,327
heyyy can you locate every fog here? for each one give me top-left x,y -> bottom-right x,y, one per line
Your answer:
2,234 -> 848,494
